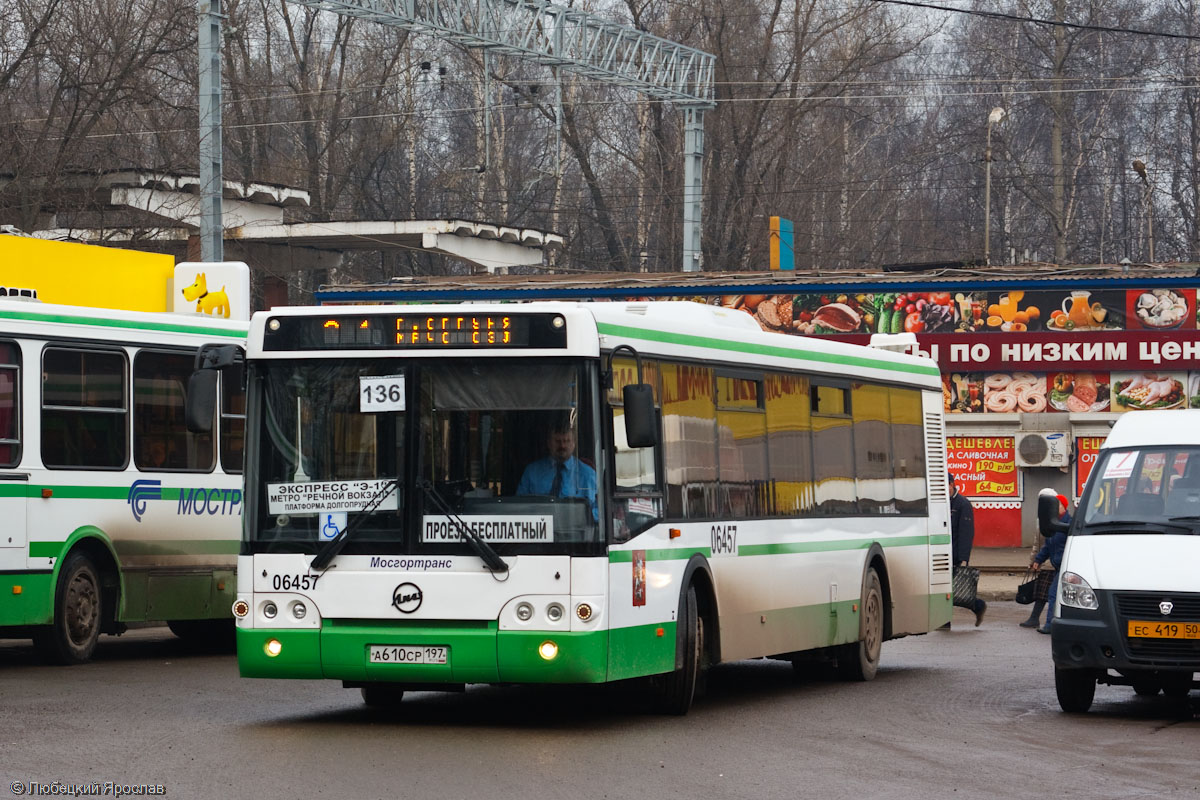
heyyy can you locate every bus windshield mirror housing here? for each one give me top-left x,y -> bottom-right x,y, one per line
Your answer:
607,344 -> 658,449
623,384 -> 658,448
186,344 -> 239,434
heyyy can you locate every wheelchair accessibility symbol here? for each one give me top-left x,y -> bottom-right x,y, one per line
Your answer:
319,512 -> 348,541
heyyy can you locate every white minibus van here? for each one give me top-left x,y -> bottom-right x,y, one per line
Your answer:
1039,410 -> 1200,712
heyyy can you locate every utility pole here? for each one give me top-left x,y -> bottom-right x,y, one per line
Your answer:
198,0 -> 224,262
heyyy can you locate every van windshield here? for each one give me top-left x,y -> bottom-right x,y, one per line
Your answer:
1081,446 -> 1200,531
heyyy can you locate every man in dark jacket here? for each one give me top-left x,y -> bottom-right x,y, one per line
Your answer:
950,472 -> 987,626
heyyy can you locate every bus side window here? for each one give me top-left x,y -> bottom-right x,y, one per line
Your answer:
0,342 -> 20,468
42,347 -> 128,470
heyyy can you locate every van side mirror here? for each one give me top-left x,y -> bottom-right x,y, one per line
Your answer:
1037,490 -> 1069,537
623,384 -> 658,448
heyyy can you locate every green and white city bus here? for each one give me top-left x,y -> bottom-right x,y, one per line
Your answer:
0,297 -> 247,663
204,301 -> 951,712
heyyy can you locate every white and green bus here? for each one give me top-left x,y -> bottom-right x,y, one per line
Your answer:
201,301 -> 951,712
0,297 -> 247,663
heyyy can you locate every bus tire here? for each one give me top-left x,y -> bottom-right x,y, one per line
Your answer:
1055,667 -> 1097,713
361,684 -> 406,708
35,551 -> 103,665
656,585 -> 702,715
836,567 -> 883,682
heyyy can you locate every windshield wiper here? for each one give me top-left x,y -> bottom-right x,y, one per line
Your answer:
310,478 -> 399,571
418,479 -> 508,573
1082,520 -> 1195,535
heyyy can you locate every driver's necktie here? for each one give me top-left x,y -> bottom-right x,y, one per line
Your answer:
550,462 -> 565,496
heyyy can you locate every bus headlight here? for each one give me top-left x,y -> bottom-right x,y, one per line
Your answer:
264,638 -> 283,657
291,601 -> 307,620
538,641 -> 558,660
575,603 -> 593,622
232,599 -> 249,618
546,603 -> 565,623
515,602 -> 534,622
262,601 -> 278,619
1060,572 -> 1098,610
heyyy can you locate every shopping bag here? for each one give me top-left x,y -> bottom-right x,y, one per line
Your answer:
1034,568 -> 1056,602
1015,570 -> 1039,605
952,566 -> 980,608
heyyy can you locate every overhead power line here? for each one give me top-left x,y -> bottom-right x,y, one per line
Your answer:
870,0 -> 1200,42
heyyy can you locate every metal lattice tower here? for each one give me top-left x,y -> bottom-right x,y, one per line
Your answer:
199,0 -> 716,270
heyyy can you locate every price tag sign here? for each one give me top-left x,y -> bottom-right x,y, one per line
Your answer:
360,374 -> 406,412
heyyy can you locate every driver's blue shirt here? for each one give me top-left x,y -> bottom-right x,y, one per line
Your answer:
517,455 -> 598,520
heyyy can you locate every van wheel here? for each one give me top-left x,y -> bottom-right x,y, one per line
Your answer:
1161,673 -> 1192,699
35,552 -> 102,665
655,585 -> 702,715
1131,678 -> 1160,697
836,568 -> 883,681
1055,667 -> 1097,713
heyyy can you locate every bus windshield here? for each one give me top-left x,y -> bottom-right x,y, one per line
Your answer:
1081,446 -> 1200,531
251,359 -> 600,553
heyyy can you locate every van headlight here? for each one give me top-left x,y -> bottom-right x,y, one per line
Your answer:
1060,572 -> 1098,610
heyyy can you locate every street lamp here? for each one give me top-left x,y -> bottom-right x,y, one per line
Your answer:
1132,159 -> 1154,262
984,107 -> 1006,266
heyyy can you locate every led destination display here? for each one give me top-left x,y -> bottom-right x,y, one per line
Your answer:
262,312 -> 568,351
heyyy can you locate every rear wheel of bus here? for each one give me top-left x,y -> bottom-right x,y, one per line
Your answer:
836,567 -> 884,681
35,551 -> 102,665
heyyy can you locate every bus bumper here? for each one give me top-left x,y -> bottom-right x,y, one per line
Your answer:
237,622 -> 611,684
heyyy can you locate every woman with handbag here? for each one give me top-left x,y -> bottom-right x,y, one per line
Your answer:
1026,491 -> 1070,633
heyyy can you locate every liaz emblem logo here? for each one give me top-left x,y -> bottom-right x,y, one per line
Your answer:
1160,600 -> 1174,616
127,480 -> 163,522
392,582 -> 423,614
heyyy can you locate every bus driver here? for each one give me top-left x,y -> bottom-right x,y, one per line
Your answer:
516,417 -> 598,519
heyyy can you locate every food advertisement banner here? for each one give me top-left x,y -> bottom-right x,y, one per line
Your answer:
1075,436 -> 1107,498
726,288 -> 1197,336
704,289 -> 1200,416
946,437 -> 1019,498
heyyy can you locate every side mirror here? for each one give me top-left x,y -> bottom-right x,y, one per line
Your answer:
186,369 -> 219,434
185,343 -> 240,434
623,384 -> 658,448
1037,490 -> 1069,537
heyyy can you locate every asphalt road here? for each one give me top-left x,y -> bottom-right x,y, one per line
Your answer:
1,602 -> 1196,800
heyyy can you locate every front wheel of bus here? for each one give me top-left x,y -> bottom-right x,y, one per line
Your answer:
656,585 -> 703,715
35,552 -> 103,665
361,684 -> 406,708
836,568 -> 883,682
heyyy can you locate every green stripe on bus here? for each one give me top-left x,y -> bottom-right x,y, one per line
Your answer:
30,539 -> 238,558
0,484 -> 227,500
611,534 -> 944,562
738,534 -> 934,557
0,307 -> 245,337
609,547 -> 710,563
596,321 -> 940,377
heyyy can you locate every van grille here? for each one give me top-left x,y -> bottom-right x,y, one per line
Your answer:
1115,591 -> 1200,665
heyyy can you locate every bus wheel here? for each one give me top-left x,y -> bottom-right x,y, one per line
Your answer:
836,568 -> 883,682
35,552 -> 103,665
1055,667 -> 1097,713
656,585 -> 702,715
167,619 -> 235,651
361,684 -> 406,708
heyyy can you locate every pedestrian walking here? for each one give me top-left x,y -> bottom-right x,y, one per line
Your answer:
950,472 -> 987,626
1029,491 -> 1069,634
